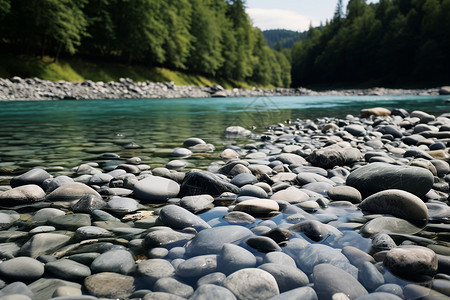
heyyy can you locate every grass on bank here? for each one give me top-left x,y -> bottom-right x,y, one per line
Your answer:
0,54 -> 273,89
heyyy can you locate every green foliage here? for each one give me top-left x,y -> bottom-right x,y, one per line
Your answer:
290,0 -> 450,87
0,0 -> 290,87
262,29 -> 307,49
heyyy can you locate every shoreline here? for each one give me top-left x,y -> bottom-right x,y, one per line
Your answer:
1,76 -> 448,101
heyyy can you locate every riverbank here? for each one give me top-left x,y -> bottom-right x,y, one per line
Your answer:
1,76 -> 448,101
0,104 -> 449,299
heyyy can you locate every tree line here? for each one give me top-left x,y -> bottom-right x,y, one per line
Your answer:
291,0 -> 450,87
0,0 -> 291,87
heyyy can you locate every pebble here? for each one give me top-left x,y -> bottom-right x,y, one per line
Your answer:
223,268 -> 280,300
45,258 -> 92,281
90,249 -> 135,275
258,263 -> 309,292
383,245 -> 438,278
0,257 -> 44,281
84,272 -> 135,299
0,184 -> 46,206
153,277 -> 194,298
135,258 -> 175,285
134,175 -> 180,203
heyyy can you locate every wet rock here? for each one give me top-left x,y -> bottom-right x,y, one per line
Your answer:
186,225 -> 253,256
45,258 -> 91,281
258,263 -> 309,292
383,245 -> 438,277
346,162 -> 434,197
47,213 -> 91,231
153,277 -> 194,298
90,249 -> 135,275
223,211 -> 255,225
360,216 -> 424,236
246,236 -> 282,253
158,205 -> 211,230
71,194 -> 106,213
0,257 -> 44,281
289,220 -> 330,241
10,168 -> 51,188
327,185 -> 362,204
223,268 -> 280,300
20,233 -> 72,258
359,189 -> 429,221
313,263 -> 368,299
358,261 -> 385,292
180,194 -> 214,213
144,227 -> 194,248
176,254 -> 217,278
189,284 -> 237,300
266,286 -> 317,300
135,258 -> 175,285
308,146 -> 361,169
134,175 -> 180,203
47,182 -> 102,202
234,199 -> 279,215
271,187 -> 309,203
180,171 -> 240,197
0,184 -> 46,206
217,243 -> 256,275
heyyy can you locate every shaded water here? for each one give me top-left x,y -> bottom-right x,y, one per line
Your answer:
0,95 -> 448,175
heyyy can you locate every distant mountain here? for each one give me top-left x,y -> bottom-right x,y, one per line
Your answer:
263,29 -> 308,49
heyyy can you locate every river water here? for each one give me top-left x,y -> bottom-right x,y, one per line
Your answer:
0,95 -> 448,175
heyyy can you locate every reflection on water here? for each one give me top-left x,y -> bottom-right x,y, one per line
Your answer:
0,95 -> 448,175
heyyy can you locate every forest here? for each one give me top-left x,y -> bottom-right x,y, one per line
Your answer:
291,0 -> 450,87
0,0 -> 291,87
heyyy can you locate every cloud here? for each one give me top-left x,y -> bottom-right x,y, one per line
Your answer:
246,8 -> 319,31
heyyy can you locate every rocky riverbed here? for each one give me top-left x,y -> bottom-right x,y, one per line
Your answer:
1,76 -> 450,100
0,106 -> 449,300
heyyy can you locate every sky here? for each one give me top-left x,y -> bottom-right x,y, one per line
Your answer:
246,0 -> 378,32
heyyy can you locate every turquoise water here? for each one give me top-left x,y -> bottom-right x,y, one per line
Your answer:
0,95 -> 448,175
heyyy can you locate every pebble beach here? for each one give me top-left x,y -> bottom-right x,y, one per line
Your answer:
0,101 -> 449,299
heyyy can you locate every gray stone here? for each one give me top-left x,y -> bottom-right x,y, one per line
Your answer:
197,272 -> 226,286
360,216 -> 424,236
346,162 -> 434,197
289,220 -> 329,242
153,277 -> 194,298
383,245 -> 438,277
186,225 -> 253,256
246,236 -> 282,253
135,258 -> 175,285
371,233 -> 396,251
223,211 -> 256,225
47,182 -> 101,202
20,233 -> 72,258
71,194 -> 106,213
143,292 -> 185,300
239,185 -> 268,198
134,175 -> 180,203
223,268 -> 280,300
171,147 -> 192,157
313,263 -> 368,299
308,146 -> 361,169
84,272 -> 135,299
230,173 -> 258,188
258,263 -> 309,292
47,213 -> 91,231
51,286 -> 83,297
224,126 -> 251,137
0,282 -> 33,298
217,243 -> 257,275
296,172 -> 335,185
358,261 -> 384,292
90,249 -> 135,275
0,257 -> 44,281
176,254 -> 217,278
290,243 -> 350,274
45,258 -> 91,281
342,246 -> 375,269
0,184 -> 46,206
277,153 -> 307,165
271,187 -> 309,203
184,137 -> 206,147
327,185 -> 362,204
354,292 -> 403,300
267,287 -> 318,300
180,171 -> 240,196
360,189 -> 429,221
75,226 -> 113,240
144,227 -> 194,248
158,205 -> 211,230
234,199 -> 279,215
180,194 -> 214,213
189,284 -> 237,300
105,197 -> 139,214
43,176 -> 74,193
374,284 -> 403,297
10,168 -> 51,188
263,252 -> 297,267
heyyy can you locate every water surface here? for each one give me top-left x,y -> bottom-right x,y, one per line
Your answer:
0,95 -> 448,175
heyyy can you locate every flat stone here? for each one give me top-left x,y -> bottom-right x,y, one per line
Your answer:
224,126 -> 251,137
75,226 -> 113,240
0,257 -> 44,281
359,189 -> 429,221
266,286 -> 317,300
224,268 -> 280,300
234,199 -> 279,216
271,187 -> 309,203
223,211 -> 256,225
263,252 -> 297,267
134,175 -> 180,203
171,147 -> 192,157
158,205 -> 211,230
47,213 -> 91,231
84,272 -> 135,299
0,282 -> 33,299
290,243 -> 350,274
20,233 -> 72,258
346,162 -> 434,197
47,182 -> 101,202
90,249 -> 135,275
308,146 -> 361,169
289,220 -> 329,241
186,225 -> 253,256
360,107 -> 391,118
143,292 -> 186,300
71,194 -> 106,213
313,263 -> 368,299
184,137 -> 206,147
45,258 -> 91,281
246,236 -> 281,253
276,153 -> 307,165
230,173 -> 258,188
28,278 -> 81,300
0,184 -> 46,206
105,197 -> 139,214
384,245 -> 438,277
